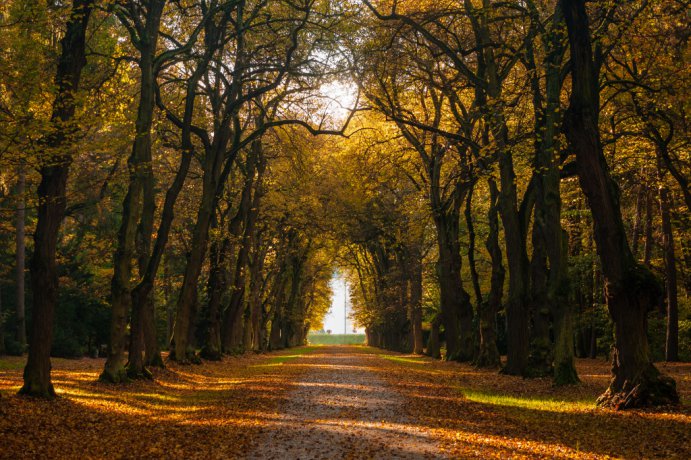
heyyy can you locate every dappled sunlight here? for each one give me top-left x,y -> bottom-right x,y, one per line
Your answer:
368,347 -> 691,458
2,346 -> 689,459
461,389 -> 593,413
449,430 -> 594,460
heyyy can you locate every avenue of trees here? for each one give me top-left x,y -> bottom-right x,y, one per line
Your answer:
0,0 -> 688,410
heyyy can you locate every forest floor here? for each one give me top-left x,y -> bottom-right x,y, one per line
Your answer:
0,346 -> 689,459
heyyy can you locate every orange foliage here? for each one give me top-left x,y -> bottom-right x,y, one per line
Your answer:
1,348 -> 689,459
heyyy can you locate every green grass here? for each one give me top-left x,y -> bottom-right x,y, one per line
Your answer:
461,388 -> 593,412
380,354 -> 429,366
262,346 -> 318,365
0,358 -> 24,371
307,333 -> 366,345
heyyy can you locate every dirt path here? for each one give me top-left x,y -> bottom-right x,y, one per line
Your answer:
248,346 -> 444,459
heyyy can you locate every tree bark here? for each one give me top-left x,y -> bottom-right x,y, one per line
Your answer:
201,233 -> 229,361
426,316 -> 441,359
433,203 -> 474,362
103,0 -> 166,383
631,183 -> 645,258
475,179 -> 503,368
643,188 -> 654,266
20,0 -> 93,399
15,161 -> 26,348
659,183 -> 678,362
561,0 -> 677,408
409,253 -> 424,355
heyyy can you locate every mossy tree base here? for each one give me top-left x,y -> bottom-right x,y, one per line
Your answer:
169,348 -> 202,365
145,353 -> 165,369
474,348 -> 501,369
18,382 -> 56,400
597,365 -> 678,410
200,346 -> 222,361
526,344 -> 554,379
553,361 -> 580,386
126,364 -> 153,380
99,366 -> 129,384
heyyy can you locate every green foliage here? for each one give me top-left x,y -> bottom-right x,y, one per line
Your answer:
648,316 -> 691,362
51,286 -> 110,358
307,333 -> 366,345
3,337 -> 24,356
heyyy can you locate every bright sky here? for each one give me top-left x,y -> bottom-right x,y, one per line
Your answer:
320,271 -> 365,334
318,80 -> 358,122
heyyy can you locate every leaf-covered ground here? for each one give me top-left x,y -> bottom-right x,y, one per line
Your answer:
0,346 -> 689,459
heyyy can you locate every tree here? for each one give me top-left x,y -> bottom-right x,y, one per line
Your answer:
560,0 -> 678,408
20,0 -> 94,398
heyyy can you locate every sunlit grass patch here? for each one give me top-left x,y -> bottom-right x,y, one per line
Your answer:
307,333 -> 366,345
0,358 -> 25,370
461,388 -> 593,412
380,355 -> 429,366
261,346 -> 318,365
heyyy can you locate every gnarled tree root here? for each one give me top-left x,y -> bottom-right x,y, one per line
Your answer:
597,372 -> 678,410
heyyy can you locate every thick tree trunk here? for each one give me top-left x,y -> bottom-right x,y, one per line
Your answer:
476,179 -> 503,368
631,183 -> 645,258
171,195 -> 214,362
426,317 -> 441,359
434,212 -> 474,362
171,125 -> 234,362
659,184 -> 678,362
409,255 -> 424,355
552,230 -> 579,385
465,0 -> 530,376
201,235 -> 228,360
526,10 -> 578,384
528,232 -> 552,377
15,161 -> 26,348
103,1 -> 165,382
643,189 -> 654,265
247,235 -> 266,352
269,312 -> 284,350
20,0 -> 93,398
222,146 -> 264,352
561,0 -> 677,408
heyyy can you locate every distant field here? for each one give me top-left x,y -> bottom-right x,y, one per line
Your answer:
307,333 -> 366,345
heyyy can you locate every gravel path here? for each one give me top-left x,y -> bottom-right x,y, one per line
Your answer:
247,346 -> 445,459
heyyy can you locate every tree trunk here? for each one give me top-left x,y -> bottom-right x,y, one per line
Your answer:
426,317 -> 441,359
659,183 -> 678,362
561,0 -> 677,408
15,161 -> 26,348
552,230 -> 579,385
171,124 -> 233,362
171,197 -> 214,362
528,229 -> 552,377
643,188 -> 654,266
222,145 -> 264,352
103,1 -> 166,382
631,183 -> 645,258
201,235 -> 228,360
434,211 -> 474,362
409,254 -> 424,355
20,0 -> 93,399
247,234 -> 266,352
476,179 -> 503,368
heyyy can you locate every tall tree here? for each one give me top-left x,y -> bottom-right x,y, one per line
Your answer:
102,0 -> 168,383
20,0 -> 94,398
15,160 -> 26,348
560,0 -> 678,408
